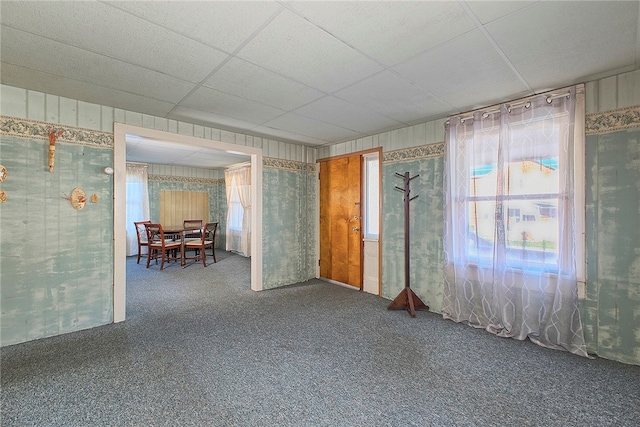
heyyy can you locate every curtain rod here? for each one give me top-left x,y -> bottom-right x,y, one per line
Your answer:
446,84 -> 582,125
225,161 -> 251,171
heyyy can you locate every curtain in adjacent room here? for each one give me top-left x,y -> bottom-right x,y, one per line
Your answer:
125,163 -> 150,256
442,85 -> 588,357
224,163 -> 251,257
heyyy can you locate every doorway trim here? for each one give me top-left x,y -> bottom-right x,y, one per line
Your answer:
317,147 -> 381,294
113,123 -> 263,322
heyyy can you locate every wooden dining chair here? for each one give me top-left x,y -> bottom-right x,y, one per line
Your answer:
204,222 -> 218,263
134,220 -> 151,264
184,226 -> 208,267
145,223 -> 182,270
183,219 -> 203,242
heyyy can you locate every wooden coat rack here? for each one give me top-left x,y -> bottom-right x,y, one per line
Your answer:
387,172 -> 429,317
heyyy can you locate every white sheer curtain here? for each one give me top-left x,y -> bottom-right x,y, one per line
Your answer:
224,164 -> 251,257
125,163 -> 150,256
442,85 -> 588,357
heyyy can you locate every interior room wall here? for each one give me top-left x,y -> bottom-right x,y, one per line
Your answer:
318,69 -> 640,365
381,146 -> 444,311
0,85 -> 317,346
262,159 -> 317,289
583,125 -> 640,365
1,66 -> 638,364
0,128 -> 114,346
145,164 -> 227,249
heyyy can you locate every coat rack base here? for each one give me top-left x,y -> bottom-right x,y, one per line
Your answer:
387,287 -> 429,318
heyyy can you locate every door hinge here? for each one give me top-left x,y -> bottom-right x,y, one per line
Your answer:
318,259 -> 321,266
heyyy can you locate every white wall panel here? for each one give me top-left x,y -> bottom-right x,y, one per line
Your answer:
114,108 -> 125,124
124,110 -> 143,127
617,69 -> 640,108
46,94 -> 60,124
0,85 -> 27,117
59,97 -> 78,126
178,121 -> 194,136
27,90 -> 46,122
142,114 -> 155,130
221,130 -> 235,143
154,117 -> 168,132
101,106 -> 114,132
597,76 -> 619,113
78,100 -> 101,130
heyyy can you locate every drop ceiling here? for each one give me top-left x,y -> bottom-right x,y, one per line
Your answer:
125,134 -> 250,168
1,1 -> 639,160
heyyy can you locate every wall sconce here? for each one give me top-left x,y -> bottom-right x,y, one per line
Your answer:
103,167 -> 114,175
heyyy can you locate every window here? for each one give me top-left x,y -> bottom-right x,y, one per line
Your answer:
446,87 -> 585,276
227,176 -> 244,231
464,129 -> 566,271
362,153 -> 380,239
442,86 -> 589,356
125,163 -> 149,256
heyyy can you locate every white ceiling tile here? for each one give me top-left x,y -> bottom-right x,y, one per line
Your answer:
464,1 -> 538,25
0,1 -> 228,84
180,86 -> 286,125
204,57 -> 325,111
0,27 -> 196,103
168,106 -> 314,147
292,96 -> 402,134
1,1 -> 638,149
487,1 -> 639,90
334,71 -> 454,123
263,113 -> 363,142
237,8 -> 383,93
126,134 -> 249,168
168,106 -> 261,134
287,1 -> 475,66
0,63 -> 176,117
250,125 -> 330,146
393,30 -> 529,111
107,0 -> 283,53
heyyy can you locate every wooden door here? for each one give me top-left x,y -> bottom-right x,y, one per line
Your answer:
319,155 -> 362,288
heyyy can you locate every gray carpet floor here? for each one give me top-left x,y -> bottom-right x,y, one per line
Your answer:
2,252 -> 639,426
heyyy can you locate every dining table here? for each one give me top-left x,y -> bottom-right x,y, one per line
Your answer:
162,225 -> 201,267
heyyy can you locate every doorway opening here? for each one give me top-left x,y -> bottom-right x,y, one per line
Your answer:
113,123 -> 263,322
318,148 -> 381,295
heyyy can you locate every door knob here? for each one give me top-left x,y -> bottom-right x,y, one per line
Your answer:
352,226 -> 360,232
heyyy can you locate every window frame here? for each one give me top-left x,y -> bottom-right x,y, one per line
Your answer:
448,87 -> 586,282
227,175 -> 244,232
362,152 -> 380,240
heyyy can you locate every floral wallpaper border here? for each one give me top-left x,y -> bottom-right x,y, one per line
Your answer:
149,175 -> 222,185
264,157 -> 316,173
0,116 -> 114,148
383,142 -> 445,163
9,104 -> 638,163
586,105 -> 640,135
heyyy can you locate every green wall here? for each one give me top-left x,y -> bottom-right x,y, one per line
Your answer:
147,178 -> 227,249
145,163 -> 320,290
2,114 -> 638,365
0,128 -> 318,346
0,136 -> 113,346
381,156 -> 444,312
262,164 -> 316,289
583,128 -> 640,364
378,131 -> 640,365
